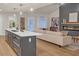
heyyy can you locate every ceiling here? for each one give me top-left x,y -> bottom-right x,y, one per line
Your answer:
0,3 -> 61,14
35,3 -> 61,14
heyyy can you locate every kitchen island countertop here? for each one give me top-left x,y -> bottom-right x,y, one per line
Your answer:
6,28 -> 42,37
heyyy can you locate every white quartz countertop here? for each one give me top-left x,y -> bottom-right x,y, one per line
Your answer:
6,28 -> 42,37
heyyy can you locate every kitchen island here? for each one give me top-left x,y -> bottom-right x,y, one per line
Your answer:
5,28 -> 41,56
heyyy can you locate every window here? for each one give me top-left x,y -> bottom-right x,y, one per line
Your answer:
28,16 -> 35,32
39,16 -> 47,29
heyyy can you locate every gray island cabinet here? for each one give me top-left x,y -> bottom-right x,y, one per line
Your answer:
5,29 -> 41,56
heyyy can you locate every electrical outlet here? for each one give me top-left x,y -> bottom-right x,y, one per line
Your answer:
29,38 -> 31,43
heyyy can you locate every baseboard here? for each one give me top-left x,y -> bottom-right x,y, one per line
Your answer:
0,35 -> 6,40
0,35 -> 5,37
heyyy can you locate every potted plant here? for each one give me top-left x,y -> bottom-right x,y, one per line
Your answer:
12,21 -> 15,27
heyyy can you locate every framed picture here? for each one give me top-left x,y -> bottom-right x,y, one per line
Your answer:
69,12 -> 78,23
50,17 -> 59,31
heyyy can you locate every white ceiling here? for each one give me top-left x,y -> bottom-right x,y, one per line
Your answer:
0,3 -> 61,14
35,3 -> 61,14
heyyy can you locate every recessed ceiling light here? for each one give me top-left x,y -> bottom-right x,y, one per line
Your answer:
30,8 -> 34,12
61,3 -> 64,5
0,9 -> 2,11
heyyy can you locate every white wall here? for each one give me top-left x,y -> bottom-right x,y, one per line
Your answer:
24,13 -> 49,31
0,7 -> 59,36
0,12 -> 49,35
0,13 -> 11,35
47,8 -> 59,29
0,14 -> 3,35
0,12 -> 20,35
49,8 -> 59,17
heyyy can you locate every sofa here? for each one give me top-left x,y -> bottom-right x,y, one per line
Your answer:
35,29 -> 72,46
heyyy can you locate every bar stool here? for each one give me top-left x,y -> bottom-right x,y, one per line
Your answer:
67,31 -> 79,45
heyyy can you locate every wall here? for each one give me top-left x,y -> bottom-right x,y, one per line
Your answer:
0,12 -> 49,35
47,8 -> 59,30
59,3 -> 79,31
0,13 -> 19,35
0,14 -> 3,35
24,13 -> 49,31
0,7 -> 59,35
49,8 -> 59,17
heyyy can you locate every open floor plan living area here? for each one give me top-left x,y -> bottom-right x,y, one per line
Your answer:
0,3 -> 79,56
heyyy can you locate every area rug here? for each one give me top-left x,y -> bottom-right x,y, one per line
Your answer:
64,43 -> 79,51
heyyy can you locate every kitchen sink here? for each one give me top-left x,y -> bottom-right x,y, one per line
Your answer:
11,30 -> 18,32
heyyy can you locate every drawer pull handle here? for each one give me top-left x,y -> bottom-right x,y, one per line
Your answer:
16,37 -> 20,39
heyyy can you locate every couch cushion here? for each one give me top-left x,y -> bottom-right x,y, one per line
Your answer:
45,31 -> 63,36
61,31 -> 68,36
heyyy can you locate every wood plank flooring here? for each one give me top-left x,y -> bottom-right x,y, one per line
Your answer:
0,36 -> 16,56
37,39 -> 79,56
0,36 -> 79,56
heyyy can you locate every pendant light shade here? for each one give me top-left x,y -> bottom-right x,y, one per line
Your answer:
13,8 -> 16,17
30,8 -> 34,12
19,4 -> 23,16
20,11 -> 23,15
13,13 -> 16,17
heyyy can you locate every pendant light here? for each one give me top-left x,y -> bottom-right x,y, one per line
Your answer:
19,4 -> 23,16
0,9 -> 2,11
13,8 -> 16,17
30,8 -> 34,12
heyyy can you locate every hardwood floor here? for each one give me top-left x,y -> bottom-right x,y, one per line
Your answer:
0,36 -> 16,56
37,39 -> 79,56
0,36 -> 79,56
